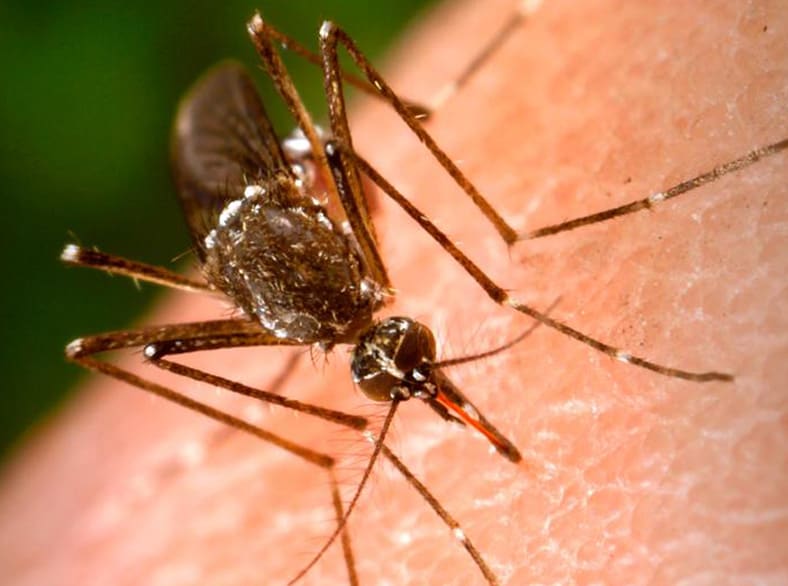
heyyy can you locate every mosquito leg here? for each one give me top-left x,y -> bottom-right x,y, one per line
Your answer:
68,319 -> 267,356
67,320 -> 366,429
292,402 -> 503,585
436,297 -> 560,368
523,137 -> 788,239
71,352 -> 332,467
328,467 -> 360,586
380,443 -> 500,586
288,398 -> 401,586
148,358 -> 366,430
347,147 -> 733,382
71,359 -> 361,585
245,17 -> 340,219
248,11 -> 533,287
316,21 -> 788,256
316,139 -> 393,293
255,21 -> 430,120
257,5 -> 533,120
318,20 -> 519,245
134,351 -> 306,497
61,244 -> 211,293
67,321 -> 365,583
247,14 -> 392,291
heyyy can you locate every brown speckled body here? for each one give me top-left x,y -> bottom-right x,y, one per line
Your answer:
171,63 -> 382,343
202,175 -> 380,342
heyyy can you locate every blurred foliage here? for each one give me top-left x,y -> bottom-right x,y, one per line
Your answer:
0,0 -> 435,460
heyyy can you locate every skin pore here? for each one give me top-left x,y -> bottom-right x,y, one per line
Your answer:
1,0 -> 786,584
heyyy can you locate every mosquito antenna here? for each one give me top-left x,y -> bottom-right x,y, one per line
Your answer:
288,396 -> 401,585
436,297 -> 560,368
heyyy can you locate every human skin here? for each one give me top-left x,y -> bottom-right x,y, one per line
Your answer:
1,0 -> 786,585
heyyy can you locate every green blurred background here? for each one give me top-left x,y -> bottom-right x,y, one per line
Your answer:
0,0 -> 436,461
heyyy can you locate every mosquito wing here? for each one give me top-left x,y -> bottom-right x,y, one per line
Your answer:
171,61 -> 291,254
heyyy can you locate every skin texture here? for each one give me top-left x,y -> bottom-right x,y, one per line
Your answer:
1,0 -> 786,585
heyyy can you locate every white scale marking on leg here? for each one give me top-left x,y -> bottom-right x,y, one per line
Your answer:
615,351 -> 632,363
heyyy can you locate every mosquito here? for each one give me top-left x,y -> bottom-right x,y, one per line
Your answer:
61,5 -> 788,585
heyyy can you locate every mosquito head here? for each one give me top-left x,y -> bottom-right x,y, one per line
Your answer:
351,317 -> 437,402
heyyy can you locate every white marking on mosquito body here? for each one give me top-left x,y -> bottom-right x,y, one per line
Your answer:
462,402 -> 480,422
284,137 -> 309,156
273,327 -> 291,339
469,428 -> 487,444
283,126 -> 321,158
315,210 -> 333,231
248,13 -> 264,34
243,184 -> 266,199
65,338 -> 84,357
274,215 -> 293,230
203,230 -> 216,250
218,199 -> 243,227
360,278 -> 375,296
391,386 -> 411,401
615,351 -> 632,364
143,344 -> 158,359
453,527 -> 467,543
362,430 -> 376,444
648,191 -> 666,204
319,20 -> 333,40
60,243 -> 81,262
384,360 -> 406,380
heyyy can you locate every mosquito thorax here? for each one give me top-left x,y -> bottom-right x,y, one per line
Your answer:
351,317 -> 437,402
201,175 -> 384,344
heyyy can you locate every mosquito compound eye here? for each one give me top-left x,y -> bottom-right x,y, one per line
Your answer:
355,369 -> 402,402
393,320 -> 436,378
351,317 -> 437,402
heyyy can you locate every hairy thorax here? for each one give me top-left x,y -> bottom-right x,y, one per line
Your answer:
201,176 -> 383,343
